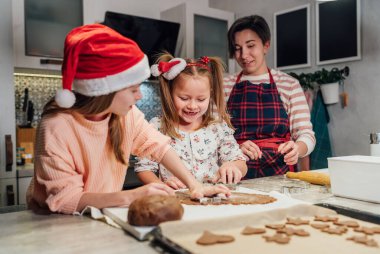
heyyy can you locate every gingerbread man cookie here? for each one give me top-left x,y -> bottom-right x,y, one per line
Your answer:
265,224 -> 286,230
310,223 -> 330,230
322,226 -> 348,235
333,220 -> 360,228
286,217 -> 310,226
196,230 -> 235,245
262,233 -> 291,244
354,226 -> 380,235
277,227 -> 310,236
347,235 -> 379,247
314,215 -> 339,222
241,226 -> 266,235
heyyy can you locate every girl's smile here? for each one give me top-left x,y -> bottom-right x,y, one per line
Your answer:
172,75 -> 211,131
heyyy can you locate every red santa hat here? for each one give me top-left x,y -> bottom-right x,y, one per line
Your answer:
55,24 -> 150,108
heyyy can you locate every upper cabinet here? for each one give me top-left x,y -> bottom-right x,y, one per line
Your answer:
12,0 -> 82,70
161,3 -> 235,74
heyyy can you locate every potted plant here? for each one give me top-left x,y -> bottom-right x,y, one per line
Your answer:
288,72 -> 315,91
313,67 -> 349,104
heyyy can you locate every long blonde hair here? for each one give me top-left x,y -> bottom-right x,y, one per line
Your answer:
41,92 -> 127,165
156,52 -> 232,139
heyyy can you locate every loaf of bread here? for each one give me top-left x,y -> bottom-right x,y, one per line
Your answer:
127,195 -> 184,226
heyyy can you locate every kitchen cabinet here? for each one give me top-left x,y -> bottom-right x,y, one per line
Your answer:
0,0 -> 17,208
12,0 -> 82,70
161,3 -> 235,73
12,0 -> 62,70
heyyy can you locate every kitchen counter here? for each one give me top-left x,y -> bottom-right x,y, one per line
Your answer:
241,174 -> 380,217
0,211 -> 157,254
1,173 -> 379,253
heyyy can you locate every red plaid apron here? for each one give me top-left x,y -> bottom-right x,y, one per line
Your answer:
227,69 -> 295,178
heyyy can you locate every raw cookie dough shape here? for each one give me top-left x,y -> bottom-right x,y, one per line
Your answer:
333,220 -> 360,228
286,217 -> 310,226
347,235 -> 379,247
277,227 -> 310,236
241,226 -> 266,235
262,233 -> 291,244
196,230 -> 235,245
314,215 -> 339,222
310,223 -> 330,230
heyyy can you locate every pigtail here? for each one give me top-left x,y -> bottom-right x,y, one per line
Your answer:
207,57 -> 233,128
155,52 -> 182,139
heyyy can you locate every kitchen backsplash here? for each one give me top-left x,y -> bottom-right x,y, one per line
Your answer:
14,69 -> 162,127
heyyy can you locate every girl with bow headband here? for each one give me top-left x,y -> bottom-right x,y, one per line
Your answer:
135,53 -> 247,189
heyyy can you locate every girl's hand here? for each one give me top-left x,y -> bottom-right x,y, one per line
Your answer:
189,183 -> 231,200
213,162 -> 243,184
240,140 -> 262,160
132,182 -> 175,201
165,177 -> 187,190
278,141 -> 299,165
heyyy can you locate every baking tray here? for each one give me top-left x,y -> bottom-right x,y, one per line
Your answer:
315,203 -> 380,225
151,204 -> 380,253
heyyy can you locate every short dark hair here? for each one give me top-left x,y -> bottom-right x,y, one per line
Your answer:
227,15 -> 271,58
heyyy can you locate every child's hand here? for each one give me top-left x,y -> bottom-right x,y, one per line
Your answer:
213,162 -> 243,184
240,140 -> 262,160
189,183 -> 231,200
165,177 -> 187,190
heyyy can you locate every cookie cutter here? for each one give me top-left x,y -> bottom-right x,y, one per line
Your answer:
196,193 -> 228,204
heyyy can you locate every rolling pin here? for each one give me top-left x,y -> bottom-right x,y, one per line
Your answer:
286,171 -> 330,186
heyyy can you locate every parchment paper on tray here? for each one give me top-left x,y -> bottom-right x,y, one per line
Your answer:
158,204 -> 380,254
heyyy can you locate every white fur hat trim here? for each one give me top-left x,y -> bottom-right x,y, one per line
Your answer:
163,58 -> 187,80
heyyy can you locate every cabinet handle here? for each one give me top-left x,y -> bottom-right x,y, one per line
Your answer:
6,185 -> 15,206
5,135 -> 13,171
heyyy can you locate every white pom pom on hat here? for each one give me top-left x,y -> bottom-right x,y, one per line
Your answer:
150,64 -> 161,77
55,89 -> 76,108
55,24 -> 150,108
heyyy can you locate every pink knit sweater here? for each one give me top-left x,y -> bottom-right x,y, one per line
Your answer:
27,106 -> 171,214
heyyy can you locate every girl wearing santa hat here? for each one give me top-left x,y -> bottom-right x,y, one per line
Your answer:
134,53 -> 247,189
27,24 -> 230,214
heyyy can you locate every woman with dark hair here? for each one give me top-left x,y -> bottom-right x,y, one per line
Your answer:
225,15 -> 315,178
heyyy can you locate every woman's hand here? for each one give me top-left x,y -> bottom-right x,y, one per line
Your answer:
189,182 -> 231,200
165,177 -> 187,190
240,140 -> 262,160
213,161 -> 243,184
278,141 -> 299,165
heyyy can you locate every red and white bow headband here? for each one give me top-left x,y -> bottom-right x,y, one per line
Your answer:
150,56 -> 210,80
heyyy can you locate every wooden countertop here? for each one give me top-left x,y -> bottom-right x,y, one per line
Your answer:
1,173 -> 379,253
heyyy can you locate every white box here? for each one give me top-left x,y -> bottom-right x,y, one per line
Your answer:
328,155 -> 380,203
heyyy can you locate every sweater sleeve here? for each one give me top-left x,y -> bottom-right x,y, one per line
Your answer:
128,107 -> 171,162
33,121 -> 84,214
134,117 -> 161,173
286,77 -> 316,156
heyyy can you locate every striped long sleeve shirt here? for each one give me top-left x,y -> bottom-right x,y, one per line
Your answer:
224,69 -> 316,156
